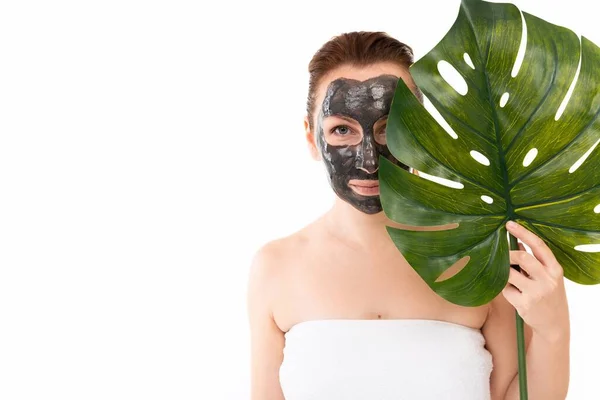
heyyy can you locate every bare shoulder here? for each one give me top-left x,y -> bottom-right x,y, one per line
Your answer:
247,217 -> 323,309
248,218 -> 322,286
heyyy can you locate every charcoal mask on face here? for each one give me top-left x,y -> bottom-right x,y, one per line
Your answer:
316,75 -> 410,214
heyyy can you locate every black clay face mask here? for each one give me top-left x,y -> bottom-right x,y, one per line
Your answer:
316,75 -> 410,214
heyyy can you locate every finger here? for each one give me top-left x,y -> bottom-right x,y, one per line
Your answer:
506,266 -> 533,292
509,249 -> 545,280
516,243 -> 531,277
506,221 -> 556,267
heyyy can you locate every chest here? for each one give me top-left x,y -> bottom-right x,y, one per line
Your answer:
298,246 -> 429,304
275,240 -> 487,331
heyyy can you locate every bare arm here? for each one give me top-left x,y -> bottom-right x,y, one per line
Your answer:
483,292 -> 533,400
483,279 -> 570,400
504,328 -> 570,400
247,245 -> 286,400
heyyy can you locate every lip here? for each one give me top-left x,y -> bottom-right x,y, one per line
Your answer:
348,179 -> 380,196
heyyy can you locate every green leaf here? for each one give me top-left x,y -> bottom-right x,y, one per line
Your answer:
380,0 -> 600,306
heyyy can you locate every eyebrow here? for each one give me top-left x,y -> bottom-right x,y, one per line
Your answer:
324,114 -> 390,128
325,114 -> 359,124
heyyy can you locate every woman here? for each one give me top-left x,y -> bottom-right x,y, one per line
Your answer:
247,31 -> 570,400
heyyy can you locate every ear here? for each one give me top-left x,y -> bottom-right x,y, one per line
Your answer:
304,116 -> 322,161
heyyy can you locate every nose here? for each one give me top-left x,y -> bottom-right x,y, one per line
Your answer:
355,135 -> 379,174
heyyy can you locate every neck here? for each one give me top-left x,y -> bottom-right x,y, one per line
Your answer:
325,197 -> 396,249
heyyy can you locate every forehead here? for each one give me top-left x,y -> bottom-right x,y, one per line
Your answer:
314,62 -> 412,114
322,75 -> 398,117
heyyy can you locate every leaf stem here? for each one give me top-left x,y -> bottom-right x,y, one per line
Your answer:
509,233 -> 528,399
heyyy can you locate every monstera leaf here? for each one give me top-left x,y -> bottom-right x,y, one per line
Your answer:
380,0 -> 600,307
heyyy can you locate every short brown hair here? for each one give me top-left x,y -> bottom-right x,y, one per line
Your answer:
307,31 -> 421,129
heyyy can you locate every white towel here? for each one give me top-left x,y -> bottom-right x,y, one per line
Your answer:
279,319 -> 493,400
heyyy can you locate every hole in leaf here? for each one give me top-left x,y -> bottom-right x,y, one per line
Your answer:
523,148 -> 538,167
470,150 -> 490,166
575,244 -> 600,253
417,170 -> 464,189
403,222 -> 460,232
437,60 -> 468,96
435,256 -> 470,282
511,10 -> 527,78
569,138 -> 600,173
595,204 -> 600,214
556,38 -> 582,121
481,195 -> 494,204
500,92 -> 510,108
423,95 -> 459,139
463,52 -> 475,69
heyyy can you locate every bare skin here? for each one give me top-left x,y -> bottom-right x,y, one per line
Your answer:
248,63 -> 569,400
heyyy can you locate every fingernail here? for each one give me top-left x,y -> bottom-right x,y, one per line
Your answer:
507,221 -> 516,229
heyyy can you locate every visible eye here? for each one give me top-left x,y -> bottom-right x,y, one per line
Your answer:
375,124 -> 387,144
375,125 -> 387,140
332,125 -> 352,135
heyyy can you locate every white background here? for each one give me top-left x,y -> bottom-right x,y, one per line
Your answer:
1,0 -> 598,399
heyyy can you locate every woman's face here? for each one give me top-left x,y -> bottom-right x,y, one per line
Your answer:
310,62 -> 419,214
